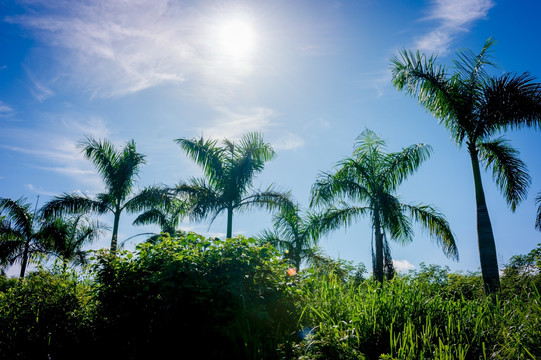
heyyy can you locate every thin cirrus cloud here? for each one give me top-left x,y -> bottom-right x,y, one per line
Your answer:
0,116 -> 111,192
7,0 -> 257,100
196,106 -> 305,151
0,101 -> 14,117
415,0 -> 494,54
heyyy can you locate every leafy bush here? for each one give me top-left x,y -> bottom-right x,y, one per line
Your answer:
91,233 -> 300,359
0,270 -> 95,360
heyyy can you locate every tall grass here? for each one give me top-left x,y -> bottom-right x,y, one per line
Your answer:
293,270 -> 541,359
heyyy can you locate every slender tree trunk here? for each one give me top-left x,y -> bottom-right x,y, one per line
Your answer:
111,208 -> 121,252
373,214 -> 384,283
470,148 -> 500,294
19,238 -> 30,279
226,206 -> 233,239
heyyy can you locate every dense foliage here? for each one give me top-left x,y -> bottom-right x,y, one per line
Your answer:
0,235 -> 540,359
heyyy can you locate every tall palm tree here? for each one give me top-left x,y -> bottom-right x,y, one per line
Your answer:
175,132 -> 290,239
310,129 -> 458,283
0,197 -> 58,278
43,137 -> 167,252
391,38 -> 541,293
258,201 -> 320,271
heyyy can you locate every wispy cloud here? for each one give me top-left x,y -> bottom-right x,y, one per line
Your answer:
7,0 -> 258,100
416,0 -> 494,54
393,259 -> 415,273
198,106 -> 277,140
0,115 -> 110,192
0,101 -> 14,117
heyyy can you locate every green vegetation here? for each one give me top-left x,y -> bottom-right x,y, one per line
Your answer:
0,234 -> 539,359
391,38 -> 541,293
1,40 -> 541,358
310,129 -> 457,282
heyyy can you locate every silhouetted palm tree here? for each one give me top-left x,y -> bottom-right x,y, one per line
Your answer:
132,198 -> 189,243
44,215 -> 107,266
391,38 -> 541,293
258,201 -> 320,270
311,129 -> 458,283
175,132 -> 290,239
43,137 -> 167,251
0,197 -> 59,277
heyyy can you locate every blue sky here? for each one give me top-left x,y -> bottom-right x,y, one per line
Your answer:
1,0 -> 540,275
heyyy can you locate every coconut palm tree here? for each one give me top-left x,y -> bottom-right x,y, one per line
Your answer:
310,129 -> 458,283
391,38 -> 541,293
175,132 -> 290,239
0,197 -> 58,278
43,137 -> 168,252
258,201 -> 320,271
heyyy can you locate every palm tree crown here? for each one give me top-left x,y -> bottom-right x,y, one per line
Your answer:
311,129 -> 457,282
175,132 -> 290,238
391,38 -> 541,293
43,137 -> 166,251
0,197 -> 57,277
258,200 -> 321,271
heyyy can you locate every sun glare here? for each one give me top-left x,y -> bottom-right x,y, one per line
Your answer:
215,19 -> 256,59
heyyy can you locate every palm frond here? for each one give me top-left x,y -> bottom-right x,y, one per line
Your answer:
391,50 -> 457,121
42,194 -> 108,218
123,185 -> 173,213
478,138 -> 531,211
453,37 -> 496,86
383,143 -> 433,189
175,136 -> 225,184
379,193 -> 413,244
312,203 -> 371,236
403,203 -> 458,260
0,197 -> 33,235
480,72 -> 541,135
235,186 -> 291,214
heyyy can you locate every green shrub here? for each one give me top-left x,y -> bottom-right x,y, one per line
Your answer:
91,233 -> 300,359
0,270 -> 95,360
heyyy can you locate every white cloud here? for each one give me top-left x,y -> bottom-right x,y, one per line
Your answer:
8,0 -> 258,100
24,184 -> 58,197
272,132 -> 305,151
393,259 -> 415,273
416,0 -> 494,54
199,106 -> 277,140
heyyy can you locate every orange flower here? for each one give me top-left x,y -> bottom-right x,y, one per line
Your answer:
287,267 -> 297,276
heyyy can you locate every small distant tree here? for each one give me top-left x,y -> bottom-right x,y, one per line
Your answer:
258,201 -> 320,271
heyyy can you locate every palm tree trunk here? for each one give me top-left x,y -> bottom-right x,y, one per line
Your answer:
226,206 -> 233,239
470,149 -> 500,294
373,214 -> 384,283
111,209 -> 121,252
19,238 -> 30,279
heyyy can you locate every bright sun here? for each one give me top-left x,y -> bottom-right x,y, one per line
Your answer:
215,19 -> 256,59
